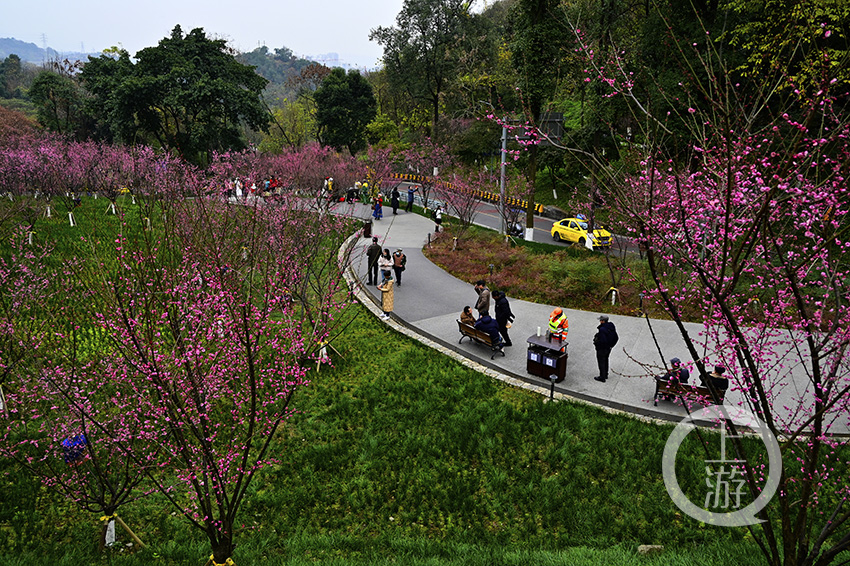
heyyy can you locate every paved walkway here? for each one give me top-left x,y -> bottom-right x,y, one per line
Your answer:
337,201 -> 845,432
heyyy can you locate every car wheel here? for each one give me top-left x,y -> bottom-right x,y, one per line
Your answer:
578,237 -> 586,247
553,232 -> 561,242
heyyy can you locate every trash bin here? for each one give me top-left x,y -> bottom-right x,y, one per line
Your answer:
526,335 -> 568,382
363,220 -> 372,238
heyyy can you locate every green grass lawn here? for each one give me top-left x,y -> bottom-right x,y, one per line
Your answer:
0,197 -> 766,565
0,308 -> 763,565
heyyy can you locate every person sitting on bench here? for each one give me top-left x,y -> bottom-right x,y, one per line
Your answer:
656,357 -> 689,401
474,314 -> 502,347
460,306 -> 476,326
701,365 -> 729,392
658,357 -> 689,384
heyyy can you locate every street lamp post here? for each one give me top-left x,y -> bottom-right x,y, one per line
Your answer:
499,124 -> 507,235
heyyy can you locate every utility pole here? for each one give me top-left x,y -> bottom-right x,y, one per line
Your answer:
499,124 -> 507,235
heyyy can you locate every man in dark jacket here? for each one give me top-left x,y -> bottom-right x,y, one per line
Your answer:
593,314 -> 618,382
474,314 -> 502,346
391,186 -> 401,215
392,248 -> 407,286
493,290 -> 515,346
655,357 -> 690,401
658,357 -> 689,384
366,237 -> 382,285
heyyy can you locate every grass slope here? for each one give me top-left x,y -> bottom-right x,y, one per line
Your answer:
0,198 -> 764,564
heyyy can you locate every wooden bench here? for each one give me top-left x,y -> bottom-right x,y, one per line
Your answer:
457,320 -> 505,360
654,379 -> 726,406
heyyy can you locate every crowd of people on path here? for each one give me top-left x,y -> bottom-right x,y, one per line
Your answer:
365,235 -> 409,321
465,283 -> 727,396
364,182 -> 425,222
227,176 -> 283,200
455,281 -> 515,352
361,204 -> 730,403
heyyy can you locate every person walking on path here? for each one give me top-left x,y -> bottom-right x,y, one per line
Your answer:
392,248 -> 407,286
593,314 -> 618,382
372,194 -> 384,220
434,205 -> 443,232
474,280 -> 491,318
377,275 -> 394,320
493,290 -> 515,346
405,185 -> 417,212
366,236 -> 382,286
391,187 -> 400,215
378,249 -> 393,283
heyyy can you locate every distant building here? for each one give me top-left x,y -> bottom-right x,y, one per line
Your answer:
301,52 -> 377,73
311,52 -> 341,67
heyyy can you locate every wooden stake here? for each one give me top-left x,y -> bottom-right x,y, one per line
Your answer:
114,514 -> 146,549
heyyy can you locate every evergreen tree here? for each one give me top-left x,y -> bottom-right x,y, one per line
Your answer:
315,68 -> 377,156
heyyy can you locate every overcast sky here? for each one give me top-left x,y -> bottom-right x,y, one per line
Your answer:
3,0 -> 406,67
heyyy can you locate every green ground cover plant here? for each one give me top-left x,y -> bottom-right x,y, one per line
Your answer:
0,308 -> 766,564
424,224 -> 653,317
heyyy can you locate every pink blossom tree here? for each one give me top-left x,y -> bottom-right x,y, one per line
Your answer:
432,173 -> 482,239
0,144 -> 356,562
364,145 -> 400,198
72,193 -> 350,563
0,228 -> 155,549
1,362 -> 157,548
0,146 -> 41,239
401,140 -> 454,209
573,18 -> 850,566
0,228 -> 55,392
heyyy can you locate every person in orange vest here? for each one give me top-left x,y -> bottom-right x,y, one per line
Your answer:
548,308 -> 569,341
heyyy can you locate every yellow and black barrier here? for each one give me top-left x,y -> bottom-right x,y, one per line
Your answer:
472,188 -> 544,214
390,173 -> 544,215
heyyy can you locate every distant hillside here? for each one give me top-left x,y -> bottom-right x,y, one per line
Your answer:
237,45 -> 317,87
0,37 -> 99,64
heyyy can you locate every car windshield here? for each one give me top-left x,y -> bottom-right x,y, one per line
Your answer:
576,221 -> 588,230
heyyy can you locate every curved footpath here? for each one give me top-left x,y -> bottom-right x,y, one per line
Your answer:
337,201 -> 846,432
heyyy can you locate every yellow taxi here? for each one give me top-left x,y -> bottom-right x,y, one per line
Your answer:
550,217 -> 612,248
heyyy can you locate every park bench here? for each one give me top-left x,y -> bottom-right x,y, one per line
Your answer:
653,380 -> 726,406
457,320 -> 505,360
